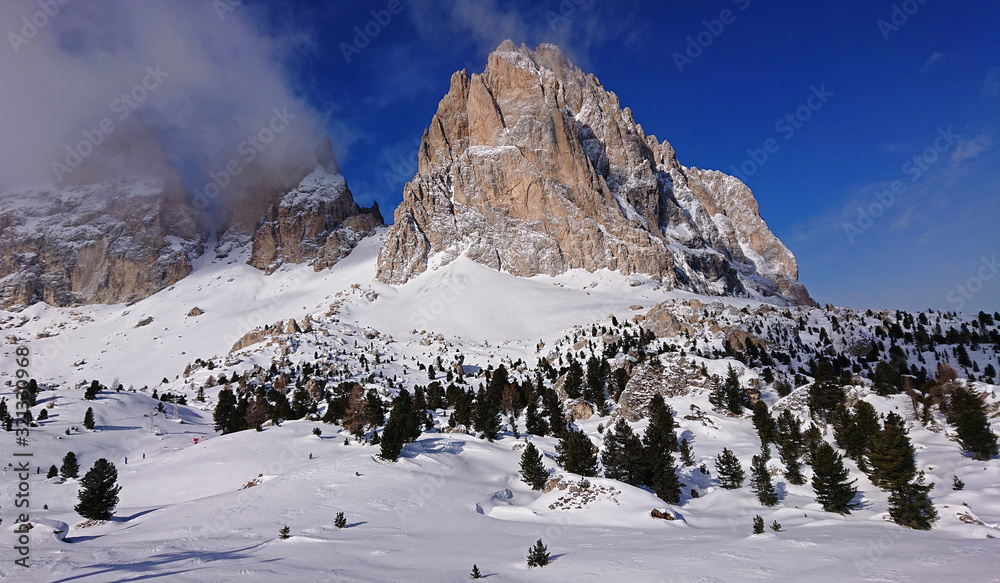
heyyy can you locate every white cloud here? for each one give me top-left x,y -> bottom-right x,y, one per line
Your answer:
951,131 -> 992,164
0,0 -> 329,192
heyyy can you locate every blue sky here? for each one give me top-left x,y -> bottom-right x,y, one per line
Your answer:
260,0 -> 999,313
18,0 -> 992,313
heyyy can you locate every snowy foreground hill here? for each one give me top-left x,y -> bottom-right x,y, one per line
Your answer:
1,230 -> 999,582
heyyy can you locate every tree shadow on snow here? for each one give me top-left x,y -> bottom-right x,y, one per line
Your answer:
345,521 -> 368,529
401,437 -> 465,458
49,544 -> 272,582
111,507 -> 162,522
774,481 -> 789,502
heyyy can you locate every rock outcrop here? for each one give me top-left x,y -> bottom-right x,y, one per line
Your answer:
377,41 -> 813,305
215,138 -> 383,273
0,177 -> 204,307
247,166 -> 383,273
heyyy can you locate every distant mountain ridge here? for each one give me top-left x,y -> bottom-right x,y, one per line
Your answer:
377,41 -> 813,305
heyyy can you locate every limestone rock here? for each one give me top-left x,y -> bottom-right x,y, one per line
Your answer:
0,178 -> 204,307
376,41 -> 813,305
246,166 -> 383,274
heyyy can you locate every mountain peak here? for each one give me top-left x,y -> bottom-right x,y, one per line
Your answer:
377,43 -> 813,305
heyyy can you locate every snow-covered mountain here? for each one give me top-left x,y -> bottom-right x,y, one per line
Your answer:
378,41 -> 812,305
0,138 -> 381,308
1,40 -> 997,583
1,235 -> 998,580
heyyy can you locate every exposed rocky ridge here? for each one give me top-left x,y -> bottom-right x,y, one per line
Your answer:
213,137 -> 384,273
377,41 -> 813,305
0,177 -> 204,307
246,166 -> 384,273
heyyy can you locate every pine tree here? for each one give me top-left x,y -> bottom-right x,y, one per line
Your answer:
470,564 -> 482,579
888,472 -> 937,530
279,525 -> 290,540
213,388 -> 237,434
715,448 -> 745,489
602,419 -> 643,485
563,361 -> 584,399
47,465 -> 58,479
473,387 -> 501,442
952,475 -> 965,490
520,442 -> 548,490
525,400 -> 548,435
526,539 -> 550,568
74,458 -> 121,520
867,412 -> 916,490
750,444 -> 779,506
810,442 -> 858,514
751,400 -> 776,445
832,401 -> 880,467
380,390 -> 417,462
83,407 -> 95,430
775,409 -> 806,485
555,427 -> 598,477
679,438 -> 695,467
947,384 -> 999,460
641,395 -> 681,503
60,451 -> 79,479
542,387 -> 566,437
770,519 -> 782,532
723,365 -> 744,415
335,511 -> 347,529
752,515 -> 765,534
84,380 -> 101,400
808,378 -> 845,421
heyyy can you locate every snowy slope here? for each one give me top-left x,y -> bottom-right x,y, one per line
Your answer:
1,231 -> 998,582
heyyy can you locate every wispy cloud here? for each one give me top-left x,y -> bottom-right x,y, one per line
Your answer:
920,51 -> 948,74
983,66 -> 1000,98
407,0 -> 642,68
951,131 -> 992,164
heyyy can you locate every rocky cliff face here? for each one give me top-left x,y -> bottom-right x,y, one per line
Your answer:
215,138 -> 384,273
0,177 -> 204,307
377,41 -> 812,305
246,165 -> 383,273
